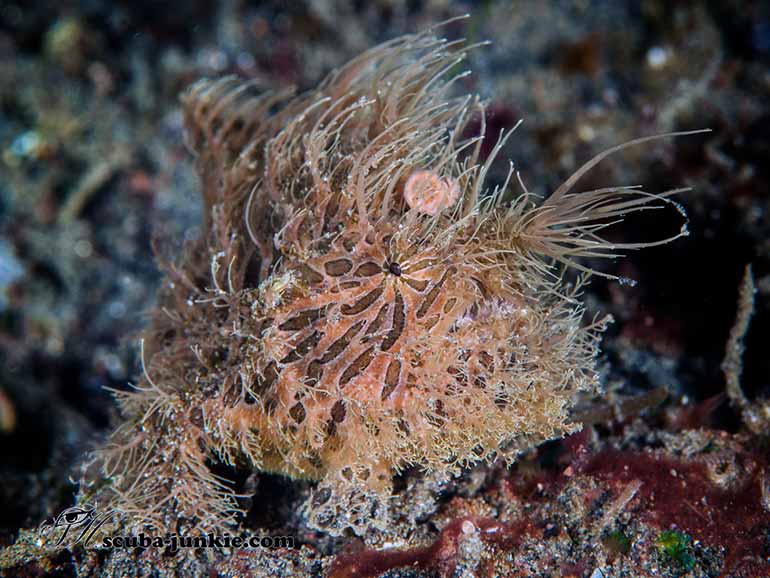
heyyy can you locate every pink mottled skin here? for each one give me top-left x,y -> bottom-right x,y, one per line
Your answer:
404,170 -> 462,215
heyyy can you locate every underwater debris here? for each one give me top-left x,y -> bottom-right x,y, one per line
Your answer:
602,530 -> 632,557
723,263 -> 755,411
79,22 -> 706,537
656,530 -> 695,570
328,515 -> 531,578
722,263 -> 770,435
0,387 -> 16,434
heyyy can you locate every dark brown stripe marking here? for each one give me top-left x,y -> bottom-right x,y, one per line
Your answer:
331,399 -> 346,423
403,277 -> 429,292
471,277 -> 489,299
306,360 -> 323,387
381,358 -> 401,400
364,303 -> 390,339
381,289 -> 405,351
355,262 -> 383,277
289,402 -> 306,423
416,267 -> 455,319
478,351 -> 494,370
258,318 -> 274,336
339,346 -> 376,387
319,320 -> 365,363
307,451 -> 324,469
223,378 -> 241,407
279,306 -> 327,331
297,264 -> 324,285
323,196 -> 339,231
324,258 -> 353,277
448,365 -> 467,386
341,285 -> 385,316
281,330 -> 323,363
255,361 -> 279,393
330,280 -> 361,293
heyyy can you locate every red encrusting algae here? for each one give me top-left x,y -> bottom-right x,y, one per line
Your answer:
328,516 -> 535,578
582,448 -> 770,573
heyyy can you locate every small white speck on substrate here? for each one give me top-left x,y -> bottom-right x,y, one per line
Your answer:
461,520 -> 476,534
74,239 -> 93,258
236,51 -> 256,71
602,88 -> 619,106
381,541 -> 403,549
10,130 -> 42,158
198,47 -> 229,72
646,46 -> 670,69
108,301 -> 127,319
577,124 -> 596,142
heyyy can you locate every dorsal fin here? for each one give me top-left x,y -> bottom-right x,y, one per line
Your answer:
180,76 -> 297,221
181,76 -> 295,170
